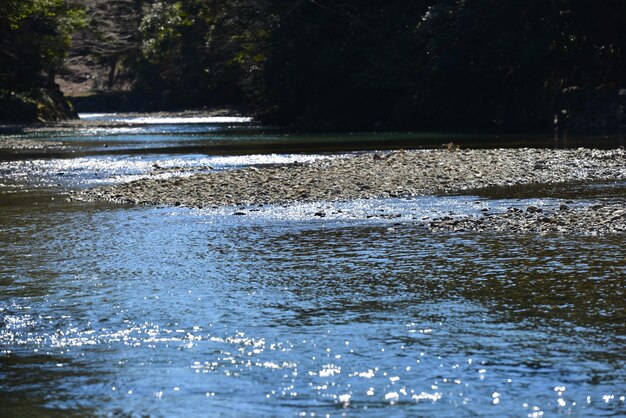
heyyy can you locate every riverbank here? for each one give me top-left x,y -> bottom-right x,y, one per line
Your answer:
0,109 -> 250,134
75,147 -> 626,233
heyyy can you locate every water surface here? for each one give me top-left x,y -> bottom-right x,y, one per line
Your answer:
0,116 -> 624,417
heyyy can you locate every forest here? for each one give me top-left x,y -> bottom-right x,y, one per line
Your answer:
2,0 -> 626,129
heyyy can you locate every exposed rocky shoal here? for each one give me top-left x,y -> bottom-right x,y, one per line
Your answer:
78,147 -> 626,205
76,147 -> 626,234
0,137 -> 65,150
426,202 -> 626,235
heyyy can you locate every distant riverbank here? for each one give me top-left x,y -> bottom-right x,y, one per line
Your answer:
0,109 -> 248,133
76,147 -> 626,234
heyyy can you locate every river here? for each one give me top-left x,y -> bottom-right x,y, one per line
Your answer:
0,115 -> 624,417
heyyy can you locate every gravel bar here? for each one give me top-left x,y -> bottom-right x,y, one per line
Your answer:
76,147 -> 626,234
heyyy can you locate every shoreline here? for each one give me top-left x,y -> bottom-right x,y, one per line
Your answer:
0,108 -> 250,133
75,147 -> 626,234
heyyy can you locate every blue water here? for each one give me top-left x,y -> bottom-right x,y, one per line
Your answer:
0,117 -> 624,417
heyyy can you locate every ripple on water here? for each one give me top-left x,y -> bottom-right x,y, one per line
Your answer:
1,201 -> 625,416
1,123 -> 626,416
0,153 -> 341,189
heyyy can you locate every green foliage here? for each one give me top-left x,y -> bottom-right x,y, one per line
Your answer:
0,0 -> 85,121
140,2 -> 187,58
133,0 -> 271,108
4,0 -> 625,126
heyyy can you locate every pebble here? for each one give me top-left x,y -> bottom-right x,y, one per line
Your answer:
426,202 -> 626,235
74,148 -> 626,234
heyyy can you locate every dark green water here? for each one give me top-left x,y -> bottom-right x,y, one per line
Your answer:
0,116 -> 624,417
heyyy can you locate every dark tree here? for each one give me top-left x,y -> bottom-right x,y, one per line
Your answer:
0,0 -> 84,121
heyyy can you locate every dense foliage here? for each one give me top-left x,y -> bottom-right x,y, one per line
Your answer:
131,0 -> 626,129
134,0 -> 270,108
261,0 -> 626,129
2,0 -> 626,127
0,0 -> 84,121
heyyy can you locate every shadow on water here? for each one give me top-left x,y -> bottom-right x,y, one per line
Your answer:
0,353 -> 103,418
232,224 -> 626,338
1,128 -> 625,162
462,180 -> 626,200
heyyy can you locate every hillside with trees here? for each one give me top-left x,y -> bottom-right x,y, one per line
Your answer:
2,0 -> 626,129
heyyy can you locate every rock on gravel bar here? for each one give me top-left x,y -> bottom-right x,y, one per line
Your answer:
427,202 -> 626,235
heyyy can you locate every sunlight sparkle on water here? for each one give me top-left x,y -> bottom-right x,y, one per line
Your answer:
1,122 -> 625,416
78,113 -> 253,124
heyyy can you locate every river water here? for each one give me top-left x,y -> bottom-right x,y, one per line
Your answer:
1,116 -> 625,417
